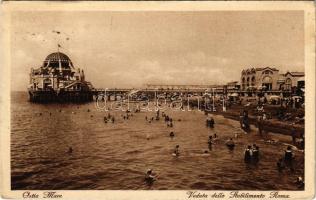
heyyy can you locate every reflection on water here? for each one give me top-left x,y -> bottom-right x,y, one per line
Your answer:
11,92 -> 304,190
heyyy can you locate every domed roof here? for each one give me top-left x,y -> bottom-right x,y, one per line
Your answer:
43,52 -> 73,69
45,52 -> 71,62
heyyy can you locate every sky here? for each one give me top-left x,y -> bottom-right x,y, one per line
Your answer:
10,11 -> 304,91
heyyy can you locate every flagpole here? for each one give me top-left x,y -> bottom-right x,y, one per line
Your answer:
58,44 -> 62,75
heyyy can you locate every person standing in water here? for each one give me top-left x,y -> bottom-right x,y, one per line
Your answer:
284,146 -> 294,171
244,145 -> 252,163
252,144 -> 259,163
173,145 -> 180,157
209,117 -> 215,128
145,169 -> 156,184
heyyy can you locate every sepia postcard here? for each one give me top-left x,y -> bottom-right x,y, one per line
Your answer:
0,1 -> 315,200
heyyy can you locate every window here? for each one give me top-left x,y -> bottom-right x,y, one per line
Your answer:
262,70 -> 273,75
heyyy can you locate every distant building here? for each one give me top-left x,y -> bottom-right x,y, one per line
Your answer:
240,67 -> 304,93
241,67 -> 280,91
282,72 -> 305,90
28,52 -> 95,102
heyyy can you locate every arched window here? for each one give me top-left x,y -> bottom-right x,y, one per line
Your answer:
251,76 -> 255,82
242,77 -> 245,83
247,77 -> 250,82
262,76 -> 273,90
262,70 -> 273,75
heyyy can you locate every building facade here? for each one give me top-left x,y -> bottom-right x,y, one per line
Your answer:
28,52 -> 94,102
240,67 -> 304,92
29,52 -> 93,91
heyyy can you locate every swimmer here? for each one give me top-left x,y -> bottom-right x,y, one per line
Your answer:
225,138 -> 235,149
145,169 -> 156,183
169,132 -> 175,138
173,145 -> 180,157
87,109 -> 90,112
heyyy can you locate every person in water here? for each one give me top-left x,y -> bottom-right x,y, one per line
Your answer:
174,145 -> 180,156
244,145 -> 252,162
145,169 -> 156,183
209,117 -> 215,128
252,144 -> 259,163
169,122 -> 173,127
284,146 -> 294,170
225,138 -> 235,149
208,136 -> 213,145
169,132 -> 175,138
295,176 -> 304,189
